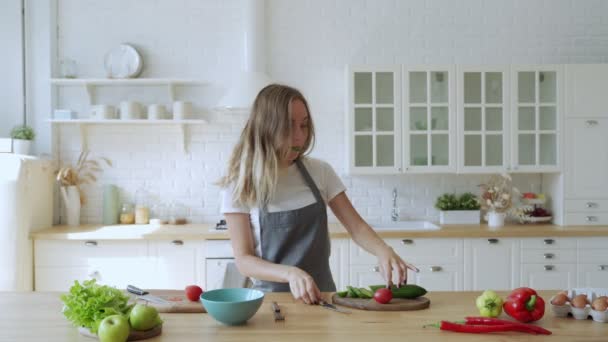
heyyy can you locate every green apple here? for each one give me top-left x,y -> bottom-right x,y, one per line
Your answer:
129,304 -> 163,331
97,315 -> 130,342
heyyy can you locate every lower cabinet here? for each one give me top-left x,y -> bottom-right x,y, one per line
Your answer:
148,240 -> 203,289
464,238 -> 520,291
520,264 -> 577,290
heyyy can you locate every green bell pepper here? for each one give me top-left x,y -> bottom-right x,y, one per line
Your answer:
475,290 -> 504,318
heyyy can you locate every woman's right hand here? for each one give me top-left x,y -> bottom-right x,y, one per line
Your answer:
286,267 -> 321,305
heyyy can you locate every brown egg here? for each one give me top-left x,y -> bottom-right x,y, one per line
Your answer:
551,293 -> 568,306
571,294 -> 589,308
592,298 -> 608,311
556,290 -> 569,298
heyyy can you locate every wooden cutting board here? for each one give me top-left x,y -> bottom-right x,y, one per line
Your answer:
79,324 -> 162,341
331,294 -> 430,311
128,290 -> 206,313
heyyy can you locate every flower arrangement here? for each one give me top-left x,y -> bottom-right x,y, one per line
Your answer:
56,151 -> 112,205
478,173 -> 520,213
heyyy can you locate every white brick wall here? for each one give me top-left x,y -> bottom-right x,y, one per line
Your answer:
49,0 -> 608,224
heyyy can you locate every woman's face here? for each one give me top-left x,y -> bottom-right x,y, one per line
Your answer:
286,99 -> 309,163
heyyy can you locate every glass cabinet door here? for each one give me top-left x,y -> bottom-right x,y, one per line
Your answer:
512,66 -> 561,171
458,68 -> 508,172
404,67 -> 455,172
349,66 -> 401,173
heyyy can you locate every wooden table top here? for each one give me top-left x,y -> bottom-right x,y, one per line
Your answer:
2,290 -> 606,341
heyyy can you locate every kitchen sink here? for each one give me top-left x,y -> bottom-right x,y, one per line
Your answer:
369,221 -> 440,231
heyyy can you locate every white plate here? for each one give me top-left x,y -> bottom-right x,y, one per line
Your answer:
524,216 -> 552,223
104,44 -> 143,78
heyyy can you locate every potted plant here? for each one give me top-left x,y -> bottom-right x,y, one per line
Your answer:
435,192 -> 481,224
10,125 -> 35,155
56,151 -> 111,226
479,173 -> 520,228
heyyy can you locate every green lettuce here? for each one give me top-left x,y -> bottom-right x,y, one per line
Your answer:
60,279 -> 133,333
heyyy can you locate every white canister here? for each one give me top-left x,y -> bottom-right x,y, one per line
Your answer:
487,212 -> 506,228
147,104 -> 168,120
172,101 -> 193,120
119,101 -> 143,120
90,104 -> 117,119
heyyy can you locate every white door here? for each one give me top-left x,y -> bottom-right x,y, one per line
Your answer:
566,64 -> 608,118
564,118 -> 608,198
329,239 -> 349,292
410,264 -> 463,291
347,65 -> 402,174
403,66 -> 456,173
464,238 -> 519,290
520,264 -> 576,290
205,258 -> 233,291
349,265 -> 386,289
150,240 -> 201,289
457,66 -> 510,173
511,65 -> 562,172
578,264 -> 608,288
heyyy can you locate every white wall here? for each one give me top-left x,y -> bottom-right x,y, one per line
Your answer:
31,0 -> 608,224
0,0 -> 24,137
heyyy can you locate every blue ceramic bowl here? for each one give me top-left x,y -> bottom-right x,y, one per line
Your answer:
200,288 -> 265,325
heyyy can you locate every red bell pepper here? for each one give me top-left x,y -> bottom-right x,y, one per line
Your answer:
503,287 -> 545,323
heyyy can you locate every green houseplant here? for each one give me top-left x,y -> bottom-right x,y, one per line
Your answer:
10,125 -> 35,155
435,192 -> 481,224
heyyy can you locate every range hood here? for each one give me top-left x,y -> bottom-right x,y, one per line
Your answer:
217,0 -> 272,110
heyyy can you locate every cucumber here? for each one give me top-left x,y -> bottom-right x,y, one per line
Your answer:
359,288 -> 374,299
369,285 -> 386,292
368,284 -> 427,299
346,286 -> 357,298
336,290 -> 348,298
352,287 -> 364,298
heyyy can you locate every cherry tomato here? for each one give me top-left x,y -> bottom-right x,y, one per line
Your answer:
373,288 -> 393,304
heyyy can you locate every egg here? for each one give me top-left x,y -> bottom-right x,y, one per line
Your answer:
551,293 -> 568,306
556,290 -> 569,297
592,298 -> 608,311
571,294 -> 589,308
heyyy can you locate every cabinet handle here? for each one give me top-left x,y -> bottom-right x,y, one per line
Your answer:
599,265 -> 607,271
429,266 -> 442,272
84,241 -> 98,247
543,239 -> 554,245
88,270 -> 100,278
171,240 -> 184,246
585,216 -> 597,222
586,202 -> 597,208
543,253 -> 554,259
401,239 -> 414,245
544,265 -> 554,271
586,120 -> 599,127
488,238 -> 499,244
372,266 -> 380,272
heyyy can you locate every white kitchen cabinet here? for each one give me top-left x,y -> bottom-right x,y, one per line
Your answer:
566,64 -> 608,118
464,238 -> 520,291
347,65 -> 402,174
348,264 -> 386,288
403,66 -> 456,173
520,264 -> 577,290
205,258 -> 234,291
577,264 -> 608,288
34,240 -> 151,291
329,239 -> 349,292
457,66 -> 510,173
149,240 -> 203,289
411,263 -> 464,291
510,65 -> 563,173
577,237 -> 608,287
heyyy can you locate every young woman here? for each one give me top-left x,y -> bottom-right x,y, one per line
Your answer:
219,84 -> 417,304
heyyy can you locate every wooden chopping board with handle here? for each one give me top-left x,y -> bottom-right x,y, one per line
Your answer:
128,290 -> 206,313
331,293 -> 430,311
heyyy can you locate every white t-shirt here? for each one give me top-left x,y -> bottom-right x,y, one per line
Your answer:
220,157 -> 346,256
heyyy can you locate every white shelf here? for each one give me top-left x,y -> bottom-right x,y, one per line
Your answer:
48,119 -> 208,124
50,78 -> 206,86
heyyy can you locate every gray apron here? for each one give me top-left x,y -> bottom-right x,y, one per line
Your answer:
254,158 -> 336,292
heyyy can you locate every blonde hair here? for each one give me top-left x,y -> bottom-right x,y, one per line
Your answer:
218,84 -> 316,207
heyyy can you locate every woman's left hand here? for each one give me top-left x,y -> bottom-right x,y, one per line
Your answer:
376,246 -> 417,287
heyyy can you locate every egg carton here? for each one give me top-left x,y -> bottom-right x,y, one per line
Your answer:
549,288 -> 608,323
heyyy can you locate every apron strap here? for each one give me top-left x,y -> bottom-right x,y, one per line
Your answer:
295,158 -> 324,205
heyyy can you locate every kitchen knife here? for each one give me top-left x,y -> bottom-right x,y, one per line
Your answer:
127,285 -> 172,306
319,300 -> 351,314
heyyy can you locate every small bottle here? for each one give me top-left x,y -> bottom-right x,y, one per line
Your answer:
119,203 -> 135,224
135,188 -> 149,224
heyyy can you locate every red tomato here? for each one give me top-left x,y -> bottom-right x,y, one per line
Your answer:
185,285 -> 204,301
373,288 -> 393,304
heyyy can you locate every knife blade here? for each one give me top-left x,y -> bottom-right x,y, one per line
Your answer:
127,285 -> 172,306
319,300 -> 351,314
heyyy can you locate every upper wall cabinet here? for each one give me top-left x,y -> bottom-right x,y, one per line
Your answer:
511,65 -> 563,173
403,66 -> 456,173
347,65 -> 402,174
457,66 -> 510,173
566,64 -> 608,118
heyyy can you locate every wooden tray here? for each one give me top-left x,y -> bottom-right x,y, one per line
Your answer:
78,324 -> 162,341
331,294 -> 430,311
127,290 -> 206,313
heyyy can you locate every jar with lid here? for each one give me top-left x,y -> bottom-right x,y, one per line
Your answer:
135,188 -> 150,224
150,203 -> 169,225
119,203 -> 135,224
170,202 -> 188,225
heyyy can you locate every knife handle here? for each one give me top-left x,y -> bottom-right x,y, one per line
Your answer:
127,285 -> 148,296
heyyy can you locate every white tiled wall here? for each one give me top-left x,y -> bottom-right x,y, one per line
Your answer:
49,0 -> 608,224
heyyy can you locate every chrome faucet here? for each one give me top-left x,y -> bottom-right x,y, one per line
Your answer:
391,188 -> 399,222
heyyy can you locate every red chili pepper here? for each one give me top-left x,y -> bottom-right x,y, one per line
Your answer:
464,316 -> 552,335
438,321 -> 547,335
503,287 -> 545,323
